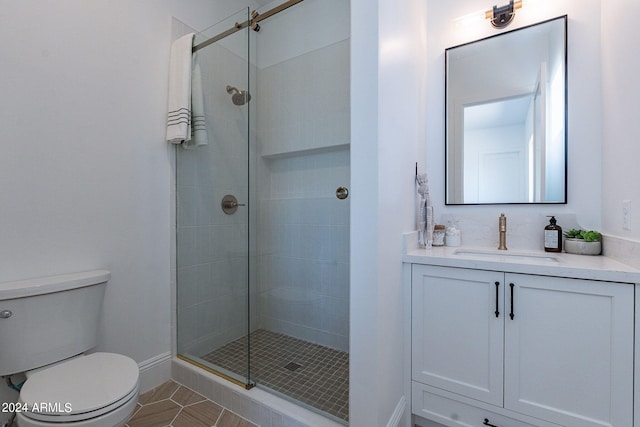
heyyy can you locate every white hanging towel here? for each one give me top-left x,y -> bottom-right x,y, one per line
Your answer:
166,33 -> 195,144
183,53 -> 208,149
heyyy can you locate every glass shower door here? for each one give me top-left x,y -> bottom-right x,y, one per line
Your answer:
176,2 -> 350,422
249,8 -> 351,422
176,8 -> 252,387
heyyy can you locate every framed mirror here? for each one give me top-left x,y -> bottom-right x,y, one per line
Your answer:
445,16 -> 567,205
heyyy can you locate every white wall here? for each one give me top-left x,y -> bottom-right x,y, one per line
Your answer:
601,0 -> 640,242
426,0 -> 604,240
0,0 -> 251,413
350,0 -> 427,425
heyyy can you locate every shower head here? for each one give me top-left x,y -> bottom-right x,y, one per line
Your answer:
226,85 -> 252,105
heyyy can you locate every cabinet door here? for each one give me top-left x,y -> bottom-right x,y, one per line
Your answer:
504,273 -> 634,427
412,265 -> 504,406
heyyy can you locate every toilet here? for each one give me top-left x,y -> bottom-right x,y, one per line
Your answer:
0,270 -> 140,427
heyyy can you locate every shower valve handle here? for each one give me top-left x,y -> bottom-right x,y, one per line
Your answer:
221,194 -> 245,215
223,200 -> 245,208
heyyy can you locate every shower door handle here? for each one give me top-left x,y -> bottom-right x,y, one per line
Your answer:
221,194 -> 245,215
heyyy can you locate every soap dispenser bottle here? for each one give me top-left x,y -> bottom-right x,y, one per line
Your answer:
544,216 -> 562,252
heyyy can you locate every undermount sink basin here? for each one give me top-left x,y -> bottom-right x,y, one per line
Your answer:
453,248 -> 559,262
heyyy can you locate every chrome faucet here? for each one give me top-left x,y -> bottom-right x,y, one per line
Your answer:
498,213 -> 507,250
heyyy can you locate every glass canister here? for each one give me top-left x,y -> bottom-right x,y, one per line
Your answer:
445,221 -> 461,247
433,225 -> 446,246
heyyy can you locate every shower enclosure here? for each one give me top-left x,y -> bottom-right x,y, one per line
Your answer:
175,1 -> 350,423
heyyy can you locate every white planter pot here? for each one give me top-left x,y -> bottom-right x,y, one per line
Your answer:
564,238 -> 602,255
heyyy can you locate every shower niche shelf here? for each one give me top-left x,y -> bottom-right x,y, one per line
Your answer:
261,142 -> 349,160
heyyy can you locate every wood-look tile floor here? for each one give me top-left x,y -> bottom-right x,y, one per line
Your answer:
126,380 -> 257,427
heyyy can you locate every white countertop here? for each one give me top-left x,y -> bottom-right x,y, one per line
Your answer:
403,245 -> 640,284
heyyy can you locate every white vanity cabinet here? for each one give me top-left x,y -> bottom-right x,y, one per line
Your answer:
411,264 -> 634,427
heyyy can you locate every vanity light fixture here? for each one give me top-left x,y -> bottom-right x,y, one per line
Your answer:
486,0 -> 523,28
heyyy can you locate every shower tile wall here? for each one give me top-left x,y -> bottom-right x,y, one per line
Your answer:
177,28 -> 350,356
177,37 -> 250,357
257,41 -> 349,157
254,40 -> 350,351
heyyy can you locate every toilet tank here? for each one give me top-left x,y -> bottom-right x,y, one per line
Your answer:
0,270 -> 111,376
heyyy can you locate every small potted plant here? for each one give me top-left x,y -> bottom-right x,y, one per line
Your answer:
563,229 -> 602,255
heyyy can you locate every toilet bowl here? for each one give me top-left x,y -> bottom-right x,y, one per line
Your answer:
15,353 -> 139,427
0,271 -> 140,427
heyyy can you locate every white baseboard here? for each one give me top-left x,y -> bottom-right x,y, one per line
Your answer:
138,351 -> 172,393
387,395 -> 408,427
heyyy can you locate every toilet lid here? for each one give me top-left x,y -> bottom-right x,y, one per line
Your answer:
20,352 -> 139,420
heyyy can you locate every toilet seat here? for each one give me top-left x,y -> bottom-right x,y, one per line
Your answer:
18,352 -> 139,424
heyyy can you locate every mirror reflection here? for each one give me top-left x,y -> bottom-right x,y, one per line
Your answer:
445,16 -> 567,205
